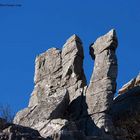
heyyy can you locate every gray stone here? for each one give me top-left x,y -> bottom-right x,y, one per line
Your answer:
0,119 -> 46,140
11,30 -> 140,140
86,29 -> 118,134
118,73 -> 140,95
14,34 -> 87,137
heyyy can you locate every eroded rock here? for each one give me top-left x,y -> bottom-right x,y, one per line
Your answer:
14,34 -> 87,137
11,30 -> 140,140
118,73 -> 140,94
0,118 -> 46,140
86,29 -> 118,134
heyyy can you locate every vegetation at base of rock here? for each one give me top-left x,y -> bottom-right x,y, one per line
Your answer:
0,104 -> 14,123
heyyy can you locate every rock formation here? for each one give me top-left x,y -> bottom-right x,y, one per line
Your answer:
14,34 -> 87,138
86,29 -> 118,135
0,29 -> 139,140
118,73 -> 140,94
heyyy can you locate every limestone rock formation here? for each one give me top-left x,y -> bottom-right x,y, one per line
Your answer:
14,34 -> 87,138
86,29 -> 118,135
118,73 -> 140,94
3,29 -> 139,140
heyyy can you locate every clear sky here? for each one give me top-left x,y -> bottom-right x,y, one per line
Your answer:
0,0 -> 140,114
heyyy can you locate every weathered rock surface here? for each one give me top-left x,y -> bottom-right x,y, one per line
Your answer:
0,118 -> 46,140
14,34 -> 87,138
7,30 -> 140,140
118,73 -> 140,94
86,29 -> 118,135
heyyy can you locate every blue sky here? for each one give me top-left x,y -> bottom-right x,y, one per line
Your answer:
0,0 -> 140,114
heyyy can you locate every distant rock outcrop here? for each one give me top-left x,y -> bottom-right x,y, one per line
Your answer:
1,29 -> 138,140
118,73 -> 140,94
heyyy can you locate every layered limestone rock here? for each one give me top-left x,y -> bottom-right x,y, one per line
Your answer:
11,30 -> 140,140
86,29 -> 118,134
14,34 -> 87,138
118,73 -> 140,94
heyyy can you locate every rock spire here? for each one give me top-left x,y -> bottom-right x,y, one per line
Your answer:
86,29 -> 118,134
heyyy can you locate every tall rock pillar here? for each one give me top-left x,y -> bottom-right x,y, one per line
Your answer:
86,29 -> 118,133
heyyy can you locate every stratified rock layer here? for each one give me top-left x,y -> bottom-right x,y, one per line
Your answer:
86,29 -> 118,134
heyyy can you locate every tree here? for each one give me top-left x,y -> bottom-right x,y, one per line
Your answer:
0,104 -> 14,123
